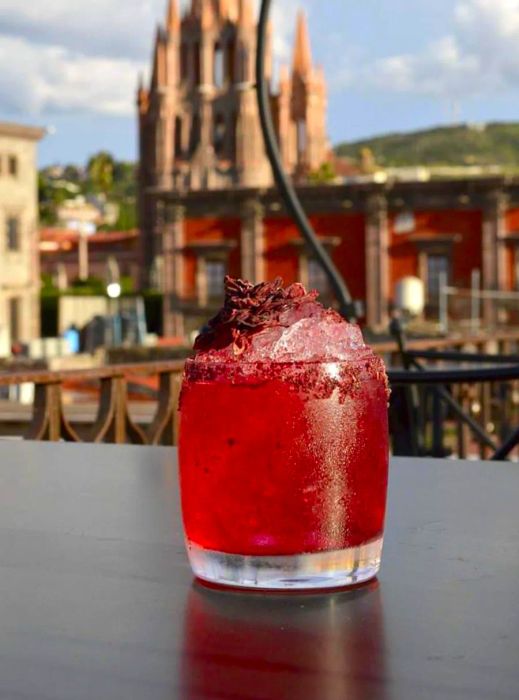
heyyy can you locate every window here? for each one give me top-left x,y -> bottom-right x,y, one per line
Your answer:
194,42 -> 201,84
206,260 -> 226,299
214,43 -> 224,87
6,217 -> 20,251
227,40 -> 236,83
150,256 -> 164,290
8,155 -> 18,177
180,42 -> 188,81
213,114 -> 226,156
426,254 -> 449,303
297,120 -> 307,157
308,258 -> 329,296
9,298 -> 21,344
230,110 -> 238,159
190,113 -> 201,154
394,211 -> 415,234
175,116 -> 183,157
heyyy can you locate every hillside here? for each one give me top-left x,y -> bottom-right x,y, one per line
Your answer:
335,122 -> 519,169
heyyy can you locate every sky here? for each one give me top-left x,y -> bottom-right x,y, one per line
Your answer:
3,0 -> 519,165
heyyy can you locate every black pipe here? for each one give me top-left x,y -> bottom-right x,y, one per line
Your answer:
255,0 -> 356,322
388,365 -> 519,384
408,350 -> 519,364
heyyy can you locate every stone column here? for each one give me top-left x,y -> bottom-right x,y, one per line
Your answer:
482,190 -> 507,324
240,199 -> 265,283
365,193 -> 390,331
163,204 -> 186,338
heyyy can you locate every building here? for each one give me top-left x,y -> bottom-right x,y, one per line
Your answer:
40,228 -> 141,291
139,2 -> 519,338
0,122 -> 45,355
153,177 -> 519,336
138,0 -> 329,286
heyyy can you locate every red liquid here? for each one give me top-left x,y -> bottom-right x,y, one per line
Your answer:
179,360 -> 389,557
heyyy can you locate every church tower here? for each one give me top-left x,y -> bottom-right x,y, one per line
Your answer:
287,11 -> 329,177
139,1 -> 329,192
139,0 -> 272,193
137,2 -> 330,284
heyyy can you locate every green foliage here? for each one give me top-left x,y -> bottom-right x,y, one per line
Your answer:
39,153 -> 137,232
41,273 -> 58,294
308,162 -> 337,184
120,275 -> 134,294
86,151 -> 115,193
335,122 -> 519,169
69,277 -> 107,295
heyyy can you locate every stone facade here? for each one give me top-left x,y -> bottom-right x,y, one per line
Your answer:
138,0 -> 329,287
0,122 -> 45,355
153,177 -> 519,336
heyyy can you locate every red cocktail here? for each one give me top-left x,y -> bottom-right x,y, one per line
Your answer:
179,278 -> 389,589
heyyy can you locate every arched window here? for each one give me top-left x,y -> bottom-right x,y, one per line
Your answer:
297,120 -> 307,158
230,110 -> 238,159
213,114 -> 226,156
180,43 -> 188,81
214,42 -> 224,87
174,117 -> 183,157
308,258 -> 329,296
227,39 -> 236,83
190,113 -> 201,154
194,42 -> 201,84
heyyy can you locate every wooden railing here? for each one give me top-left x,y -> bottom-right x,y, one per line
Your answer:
0,330 -> 518,446
0,361 -> 184,445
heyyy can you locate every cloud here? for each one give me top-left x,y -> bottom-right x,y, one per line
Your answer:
0,1 -> 166,61
347,0 -> 519,99
0,35 -> 140,117
0,0 -> 305,118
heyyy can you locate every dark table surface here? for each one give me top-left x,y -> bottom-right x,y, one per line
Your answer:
0,442 -> 517,700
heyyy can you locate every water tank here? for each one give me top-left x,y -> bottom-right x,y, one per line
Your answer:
395,277 -> 425,316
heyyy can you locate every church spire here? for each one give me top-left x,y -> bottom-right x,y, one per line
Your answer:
237,0 -> 254,26
292,11 -> 313,76
151,26 -> 167,87
166,0 -> 180,34
217,0 -> 238,20
200,0 -> 215,28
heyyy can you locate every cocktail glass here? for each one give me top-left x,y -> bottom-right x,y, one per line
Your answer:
179,353 -> 389,590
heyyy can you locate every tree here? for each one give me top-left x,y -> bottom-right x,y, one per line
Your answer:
87,151 -> 115,193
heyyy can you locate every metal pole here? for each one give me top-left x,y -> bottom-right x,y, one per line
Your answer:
471,269 -> 481,332
439,270 -> 448,333
255,0 -> 356,321
78,230 -> 89,281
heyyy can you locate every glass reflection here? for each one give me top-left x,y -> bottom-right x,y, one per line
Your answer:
181,580 -> 388,699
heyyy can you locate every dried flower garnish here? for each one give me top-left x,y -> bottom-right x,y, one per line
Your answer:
194,276 -> 318,352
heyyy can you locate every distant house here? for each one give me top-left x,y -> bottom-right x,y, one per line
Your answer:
56,194 -> 120,232
0,121 -> 45,356
40,228 -> 141,290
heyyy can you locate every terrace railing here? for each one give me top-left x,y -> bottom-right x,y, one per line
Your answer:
0,361 -> 184,445
1,332 -> 519,459
388,324 -> 519,460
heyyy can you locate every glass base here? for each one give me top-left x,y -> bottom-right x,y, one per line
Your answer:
186,537 -> 383,591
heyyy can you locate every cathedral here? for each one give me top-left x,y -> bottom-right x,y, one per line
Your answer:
138,0 -> 329,194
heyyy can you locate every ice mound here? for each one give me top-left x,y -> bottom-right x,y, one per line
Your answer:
193,276 -> 365,363
252,313 -> 365,362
